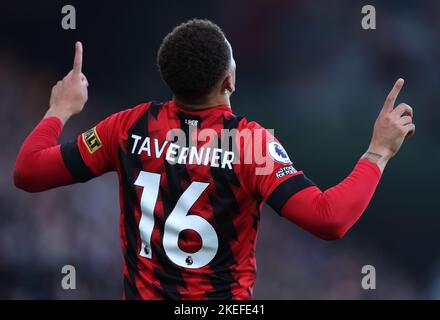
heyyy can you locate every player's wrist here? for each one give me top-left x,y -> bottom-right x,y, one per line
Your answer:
361,144 -> 392,173
45,107 -> 73,125
366,142 -> 393,161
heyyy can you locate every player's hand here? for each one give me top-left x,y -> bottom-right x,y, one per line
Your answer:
364,78 -> 415,170
46,41 -> 89,124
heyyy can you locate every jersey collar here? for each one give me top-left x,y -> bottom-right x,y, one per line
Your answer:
168,100 -> 232,115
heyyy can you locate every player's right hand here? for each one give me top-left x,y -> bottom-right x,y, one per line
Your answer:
47,41 -> 89,123
368,78 -> 415,160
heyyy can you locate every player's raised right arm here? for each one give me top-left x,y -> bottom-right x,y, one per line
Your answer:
13,42 -> 95,192
45,41 -> 89,124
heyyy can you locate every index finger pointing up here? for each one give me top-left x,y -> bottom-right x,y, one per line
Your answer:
73,41 -> 83,74
382,78 -> 404,113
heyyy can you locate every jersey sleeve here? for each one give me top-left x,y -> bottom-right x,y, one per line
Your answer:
14,117 -> 76,192
60,109 -> 129,182
280,159 -> 382,239
238,120 -> 315,211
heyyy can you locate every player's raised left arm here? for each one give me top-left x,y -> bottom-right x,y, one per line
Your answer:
245,79 -> 414,240
277,79 -> 415,240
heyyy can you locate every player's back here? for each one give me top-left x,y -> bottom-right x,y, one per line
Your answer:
112,100 -> 263,299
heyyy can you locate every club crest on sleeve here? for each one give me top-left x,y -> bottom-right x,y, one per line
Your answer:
82,127 -> 102,154
268,140 -> 292,164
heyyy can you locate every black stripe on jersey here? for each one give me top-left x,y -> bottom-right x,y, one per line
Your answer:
152,160 -> 189,299
118,104 -> 154,299
119,146 -> 142,300
143,101 -> 187,299
150,120 -> 191,299
149,101 -> 162,120
60,140 -> 95,182
267,174 -> 316,214
246,287 -> 252,299
206,166 -> 239,300
252,210 -> 260,231
205,114 -> 243,300
123,275 -> 139,300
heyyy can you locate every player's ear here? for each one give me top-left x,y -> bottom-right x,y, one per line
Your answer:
222,73 -> 235,95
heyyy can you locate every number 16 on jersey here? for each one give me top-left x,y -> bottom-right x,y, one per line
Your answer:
134,171 -> 219,269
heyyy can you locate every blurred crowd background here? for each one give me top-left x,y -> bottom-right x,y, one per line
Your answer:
1,0 -> 439,299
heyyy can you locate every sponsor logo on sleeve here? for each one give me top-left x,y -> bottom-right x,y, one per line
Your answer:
275,165 -> 297,178
82,127 -> 102,154
268,140 -> 292,164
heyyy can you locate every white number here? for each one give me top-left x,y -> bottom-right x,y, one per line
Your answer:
163,181 -> 218,268
134,171 -> 219,269
134,171 -> 160,259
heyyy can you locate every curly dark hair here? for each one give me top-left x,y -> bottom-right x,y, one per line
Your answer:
157,19 -> 231,103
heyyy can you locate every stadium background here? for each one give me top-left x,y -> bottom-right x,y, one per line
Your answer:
0,0 -> 439,299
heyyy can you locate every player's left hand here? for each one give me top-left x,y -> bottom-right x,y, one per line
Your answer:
46,41 -> 89,124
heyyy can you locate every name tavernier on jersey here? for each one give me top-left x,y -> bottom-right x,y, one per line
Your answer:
129,134 -> 236,169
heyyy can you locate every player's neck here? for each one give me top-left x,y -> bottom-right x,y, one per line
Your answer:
173,93 -> 231,111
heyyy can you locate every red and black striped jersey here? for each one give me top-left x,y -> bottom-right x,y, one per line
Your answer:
60,100 -> 314,299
